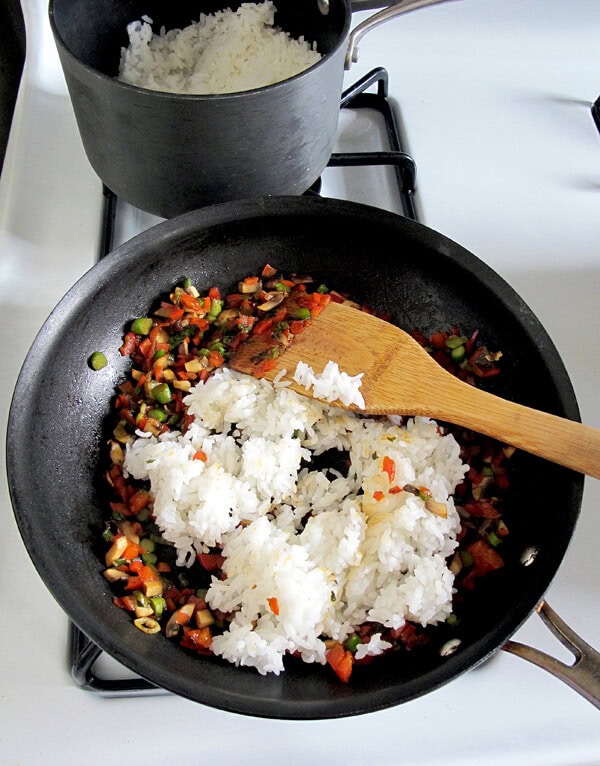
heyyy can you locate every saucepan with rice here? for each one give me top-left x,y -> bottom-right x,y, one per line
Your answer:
7,197 -> 599,716
48,0 -> 456,218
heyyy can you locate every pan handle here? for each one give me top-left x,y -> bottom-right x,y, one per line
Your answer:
502,600 -> 600,709
345,0 -> 462,69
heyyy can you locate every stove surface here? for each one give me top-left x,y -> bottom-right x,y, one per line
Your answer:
1,1 -> 599,764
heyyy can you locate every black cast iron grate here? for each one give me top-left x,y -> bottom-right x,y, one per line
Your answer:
70,67 -> 419,696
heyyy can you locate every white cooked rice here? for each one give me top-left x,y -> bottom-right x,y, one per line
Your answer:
118,2 -> 322,95
123,367 -> 467,674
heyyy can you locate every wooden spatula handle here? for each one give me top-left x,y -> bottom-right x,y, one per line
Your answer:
431,377 -> 600,479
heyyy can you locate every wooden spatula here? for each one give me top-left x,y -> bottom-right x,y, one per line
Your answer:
230,300 -> 600,479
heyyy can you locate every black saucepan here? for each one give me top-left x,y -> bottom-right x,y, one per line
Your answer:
6,197 -> 598,717
48,0 -> 453,218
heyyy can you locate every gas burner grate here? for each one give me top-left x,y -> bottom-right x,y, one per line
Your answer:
71,66 -> 418,696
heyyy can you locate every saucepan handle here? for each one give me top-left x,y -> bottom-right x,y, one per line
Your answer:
502,600 -> 600,709
345,0 -> 462,69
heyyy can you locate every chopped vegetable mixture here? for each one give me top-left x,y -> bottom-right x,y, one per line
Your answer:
102,264 -> 511,682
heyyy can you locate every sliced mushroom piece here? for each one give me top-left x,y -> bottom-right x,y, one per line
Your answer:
257,292 -> 285,312
108,440 -> 125,466
142,578 -> 164,598
425,497 -> 448,518
102,567 -> 129,583
104,535 -> 129,567
195,608 -> 215,628
238,278 -> 262,293
117,520 -> 140,544
135,604 -> 154,619
165,602 -> 195,637
113,420 -> 133,445
215,308 -> 241,329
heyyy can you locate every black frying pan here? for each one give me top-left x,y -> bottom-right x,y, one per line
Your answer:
6,197 -> 594,717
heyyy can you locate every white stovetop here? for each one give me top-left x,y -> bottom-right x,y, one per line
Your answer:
1,1 -> 599,763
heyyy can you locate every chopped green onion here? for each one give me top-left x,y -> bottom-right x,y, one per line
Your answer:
344,634 -> 362,653
316,284 -> 329,293
460,550 -> 474,567
450,345 -> 465,363
206,299 -> 224,321
445,335 -> 468,349
446,613 -> 459,626
148,408 -> 167,422
141,552 -> 158,565
140,538 -> 155,553
487,531 -> 502,547
150,383 -> 172,404
131,317 -> 153,335
293,307 -> 311,320
150,596 -> 166,619
153,349 -> 167,360
169,326 -> 196,350
89,351 -> 107,370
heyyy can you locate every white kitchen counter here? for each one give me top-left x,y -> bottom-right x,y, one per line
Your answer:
1,1 -> 599,763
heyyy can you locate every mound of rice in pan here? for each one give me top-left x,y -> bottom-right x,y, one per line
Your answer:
123,367 -> 467,675
118,2 -> 322,95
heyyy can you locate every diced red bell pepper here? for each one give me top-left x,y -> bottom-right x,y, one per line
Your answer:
181,627 -> 213,652
464,500 -> 501,519
462,539 -> 504,590
119,331 -> 138,356
326,642 -> 353,683
197,553 -> 225,572
382,456 -> 395,484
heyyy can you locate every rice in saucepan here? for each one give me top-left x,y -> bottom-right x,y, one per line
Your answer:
123,366 -> 467,675
118,2 -> 322,95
